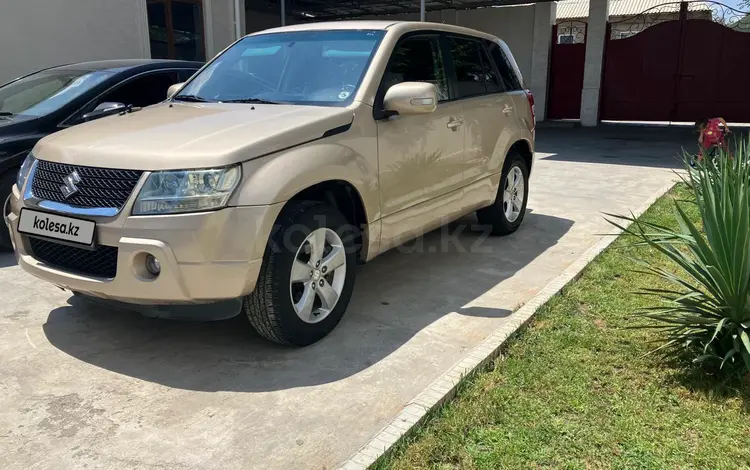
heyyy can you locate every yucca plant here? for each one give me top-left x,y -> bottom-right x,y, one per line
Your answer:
608,139 -> 750,376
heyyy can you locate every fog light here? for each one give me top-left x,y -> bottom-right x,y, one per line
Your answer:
145,254 -> 161,276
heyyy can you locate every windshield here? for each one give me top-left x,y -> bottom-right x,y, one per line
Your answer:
176,30 -> 385,106
0,69 -> 115,117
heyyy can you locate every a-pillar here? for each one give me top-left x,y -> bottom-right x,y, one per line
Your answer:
580,0 -> 609,126
529,1 -> 556,121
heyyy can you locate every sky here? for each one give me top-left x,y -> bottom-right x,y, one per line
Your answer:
723,0 -> 747,12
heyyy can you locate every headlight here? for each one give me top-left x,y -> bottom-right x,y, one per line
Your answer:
133,165 -> 241,215
16,152 -> 36,191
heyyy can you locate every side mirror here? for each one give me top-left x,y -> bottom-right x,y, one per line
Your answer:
383,82 -> 438,116
82,102 -> 126,122
167,82 -> 185,99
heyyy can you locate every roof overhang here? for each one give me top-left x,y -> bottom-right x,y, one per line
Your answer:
247,0 -> 555,21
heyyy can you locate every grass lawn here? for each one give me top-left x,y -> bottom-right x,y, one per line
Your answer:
374,185 -> 750,470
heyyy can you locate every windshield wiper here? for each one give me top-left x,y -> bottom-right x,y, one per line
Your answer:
0,112 -> 14,116
173,94 -> 210,103
221,98 -> 288,105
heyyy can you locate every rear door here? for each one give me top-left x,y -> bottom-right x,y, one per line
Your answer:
487,41 -> 533,136
445,35 -> 516,185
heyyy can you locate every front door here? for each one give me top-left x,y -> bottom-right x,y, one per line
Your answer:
147,0 -> 206,61
376,34 -> 466,249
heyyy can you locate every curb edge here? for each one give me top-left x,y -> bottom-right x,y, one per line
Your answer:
336,179 -> 679,470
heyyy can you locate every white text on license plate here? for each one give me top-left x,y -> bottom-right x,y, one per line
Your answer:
18,209 -> 95,245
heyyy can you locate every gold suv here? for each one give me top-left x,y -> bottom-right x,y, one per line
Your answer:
5,21 -> 535,346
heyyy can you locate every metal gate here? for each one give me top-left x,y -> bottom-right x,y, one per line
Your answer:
547,21 -> 587,119
600,1 -> 750,122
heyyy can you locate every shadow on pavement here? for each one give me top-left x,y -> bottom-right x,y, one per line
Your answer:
0,251 -> 16,268
43,212 -> 573,392
536,126 -> 693,170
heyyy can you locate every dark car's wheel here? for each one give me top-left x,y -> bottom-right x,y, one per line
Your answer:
0,169 -> 16,250
477,151 -> 529,235
244,201 -> 358,346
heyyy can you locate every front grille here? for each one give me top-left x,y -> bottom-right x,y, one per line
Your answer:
31,160 -> 143,209
29,237 -> 118,278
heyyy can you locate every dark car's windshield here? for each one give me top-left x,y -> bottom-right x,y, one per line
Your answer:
176,30 -> 385,106
0,69 -> 115,117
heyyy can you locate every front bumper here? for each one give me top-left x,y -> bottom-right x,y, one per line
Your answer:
5,184 -> 283,304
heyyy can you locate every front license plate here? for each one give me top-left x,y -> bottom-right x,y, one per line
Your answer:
17,208 -> 95,246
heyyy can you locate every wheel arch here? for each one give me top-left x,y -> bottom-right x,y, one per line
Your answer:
286,180 -> 370,262
509,138 -> 534,175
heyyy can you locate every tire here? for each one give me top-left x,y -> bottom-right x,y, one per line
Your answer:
0,169 -> 16,251
244,200 -> 358,346
477,151 -> 529,235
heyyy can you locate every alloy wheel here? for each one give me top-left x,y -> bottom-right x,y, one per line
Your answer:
289,227 -> 347,323
502,165 -> 525,223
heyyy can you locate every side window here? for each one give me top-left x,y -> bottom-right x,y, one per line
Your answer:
98,71 -> 179,108
479,45 -> 503,93
70,71 -> 179,124
383,36 -> 449,101
486,41 -> 522,91
447,36 -> 486,98
179,68 -> 199,82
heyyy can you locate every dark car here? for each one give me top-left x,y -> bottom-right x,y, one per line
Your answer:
0,59 -> 202,248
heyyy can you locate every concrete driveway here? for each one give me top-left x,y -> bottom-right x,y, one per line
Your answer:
0,126 -> 688,470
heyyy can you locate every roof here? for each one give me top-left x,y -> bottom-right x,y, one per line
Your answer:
556,0 -> 711,19
254,20 -> 397,34
50,59 -> 203,72
252,20 -> 502,41
249,0 -> 554,20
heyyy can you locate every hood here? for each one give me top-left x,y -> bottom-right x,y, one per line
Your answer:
33,102 -> 355,170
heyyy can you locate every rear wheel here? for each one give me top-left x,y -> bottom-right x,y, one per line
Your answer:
244,201 -> 357,346
477,151 -> 529,235
0,169 -> 16,250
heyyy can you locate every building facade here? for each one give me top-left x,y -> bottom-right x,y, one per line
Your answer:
0,0 -> 240,84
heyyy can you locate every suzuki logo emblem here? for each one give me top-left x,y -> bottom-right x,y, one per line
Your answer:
60,171 -> 81,199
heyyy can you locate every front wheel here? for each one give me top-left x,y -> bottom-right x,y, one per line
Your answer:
477,151 -> 529,235
244,201 -> 358,346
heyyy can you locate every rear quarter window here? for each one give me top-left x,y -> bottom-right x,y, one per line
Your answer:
486,41 -> 522,91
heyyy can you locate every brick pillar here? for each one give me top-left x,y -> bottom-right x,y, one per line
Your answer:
580,0 -> 609,126
530,2 -> 556,121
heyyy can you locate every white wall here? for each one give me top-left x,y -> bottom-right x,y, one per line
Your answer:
457,6 -> 536,85
245,9 -> 288,33
244,9 -> 449,34
355,11 -> 443,22
208,0 -> 238,57
0,0 -> 150,84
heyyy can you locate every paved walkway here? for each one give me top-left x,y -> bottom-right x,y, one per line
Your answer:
0,127 -> 687,470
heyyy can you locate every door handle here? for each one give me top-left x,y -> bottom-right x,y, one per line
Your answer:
447,118 -> 463,130
502,105 -> 513,115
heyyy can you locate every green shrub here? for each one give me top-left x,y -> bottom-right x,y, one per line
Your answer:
609,141 -> 750,376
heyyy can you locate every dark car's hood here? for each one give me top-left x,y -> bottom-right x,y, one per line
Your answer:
0,116 -> 45,170
0,115 -> 39,137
